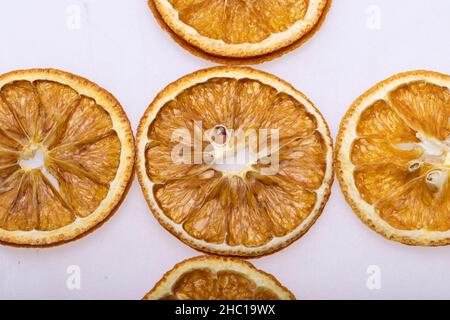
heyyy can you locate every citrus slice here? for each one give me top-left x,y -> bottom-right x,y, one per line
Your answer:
143,255 -> 295,300
137,67 -> 333,257
336,70 -> 450,246
151,0 -> 329,59
0,69 -> 135,246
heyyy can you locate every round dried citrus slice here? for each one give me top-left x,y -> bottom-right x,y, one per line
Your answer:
0,69 -> 135,246
151,0 -> 329,59
137,67 -> 333,257
336,70 -> 450,246
144,255 -> 295,300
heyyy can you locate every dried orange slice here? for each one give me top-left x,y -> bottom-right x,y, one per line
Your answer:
151,0 -> 329,59
336,70 -> 450,246
0,69 -> 135,246
144,255 -> 295,300
137,67 -> 333,257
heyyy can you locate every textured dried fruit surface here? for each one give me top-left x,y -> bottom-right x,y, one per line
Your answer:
169,0 -> 309,44
138,68 -> 333,256
0,70 -> 133,246
163,269 -> 279,300
351,81 -> 450,231
153,0 -> 328,58
144,256 -> 295,300
337,71 -> 450,245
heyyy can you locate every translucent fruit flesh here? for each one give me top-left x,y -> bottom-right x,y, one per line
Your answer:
0,80 -> 121,232
159,268 -> 280,300
168,0 -> 309,44
351,81 -> 450,231
145,77 -> 327,249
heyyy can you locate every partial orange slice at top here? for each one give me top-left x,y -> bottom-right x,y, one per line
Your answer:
144,255 -> 295,300
0,69 -> 135,246
152,0 -> 329,59
336,70 -> 450,246
137,67 -> 333,257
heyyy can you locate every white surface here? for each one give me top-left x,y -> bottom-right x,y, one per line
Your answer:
0,0 -> 449,300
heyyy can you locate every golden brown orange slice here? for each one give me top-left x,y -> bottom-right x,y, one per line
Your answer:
0,69 -> 135,246
336,70 -> 450,246
144,255 -> 295,300
137,67 -> 333,257
152,0 -> 329,59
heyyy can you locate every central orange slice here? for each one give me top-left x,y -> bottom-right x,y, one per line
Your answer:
137,67 -> 333,257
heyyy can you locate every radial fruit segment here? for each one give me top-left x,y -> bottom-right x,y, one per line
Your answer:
336,70 -> 450,246
143,256 -> 295,300
137,67 -> 333,257
152,0 -> 328,58
0,69 -> 135,246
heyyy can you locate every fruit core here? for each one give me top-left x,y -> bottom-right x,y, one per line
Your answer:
19,144 -> 46,170
209,125 -> 259,177
401,133 -> 450,192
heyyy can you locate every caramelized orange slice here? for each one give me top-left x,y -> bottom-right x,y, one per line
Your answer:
143,256 -> 295,300
137,67 -> 333,257
0,69 -> 134,246
336,70 -> 450,246
152,0 -> 329,58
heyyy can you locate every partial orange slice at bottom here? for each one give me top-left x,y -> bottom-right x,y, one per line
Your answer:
144,256 -> 295,300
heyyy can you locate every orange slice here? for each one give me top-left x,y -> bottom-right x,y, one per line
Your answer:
0,69 -> 135,246
143,255 -> 295,300
336,70 -> 450,246
151,0 -> 329,59
137,67 -> 333,257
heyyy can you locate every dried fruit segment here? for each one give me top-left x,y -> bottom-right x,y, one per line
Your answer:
144,256 -> 295,300
0,96 -> 28,145
356,100 -> 418,142
0,129 -> 22,151
1,81 -> 42,142
351,137 -> 422,167
0,169 -> 74,232
46,160 -> 110,218
0,69 -> 134,246
336,70 -> 450,246
354,163 -> 430,205
51,96 -> 114,147
49,132 -> 121,185
0,151 -> 19,167
249,173 -> 317,237
154,170 -> 222,223
183,195 -> 228,244
0,170 -> 24,230
233,79 -> 277,131
174,78 -> 237,129
389,81 -> 450,140
153,0 -> 327,58
376,177 -> 450,231
145,141 -> 209,184
274,132 -> 326,189
137,67 -> 333,256
34,171 -> 74,231
35,80 -> 81,145
0,165 -> 20,188
226,176 -> 274,247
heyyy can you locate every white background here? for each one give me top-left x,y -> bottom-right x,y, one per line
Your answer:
0,0 -> 449,300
